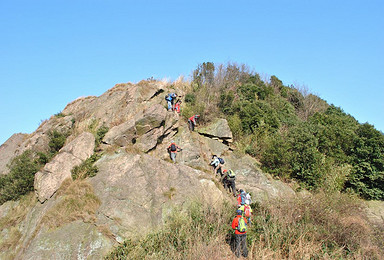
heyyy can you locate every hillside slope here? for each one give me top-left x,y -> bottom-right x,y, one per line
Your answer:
0,81 -> 295,259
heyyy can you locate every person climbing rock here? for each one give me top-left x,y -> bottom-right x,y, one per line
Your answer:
221,169 -> 236,196
188,114 -> 200,131
174,99 -> 181,113
165,93 -> 177,111
231,209 -> 248,258
239,202 -> 253,225
237,189 -> 246,206
210,155 -> 223,176
167,141 -> 182,163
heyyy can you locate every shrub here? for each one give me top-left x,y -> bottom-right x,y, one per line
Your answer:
0,151 -> 41,204
184,93 -> 196,105
95,125 -> 109,147
48,130 -> 68,154
71,153 -> 101,180
248,192 -> 382,259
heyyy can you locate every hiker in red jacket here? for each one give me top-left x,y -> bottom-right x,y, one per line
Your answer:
174,100 -> 181,113
167,141 -> 182,163
231,209 -> 248,258
188,115 -> 200,131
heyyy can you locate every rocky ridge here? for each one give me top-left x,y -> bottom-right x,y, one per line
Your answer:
0,81 -> 297,259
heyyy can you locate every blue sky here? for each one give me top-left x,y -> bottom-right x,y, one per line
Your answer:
1,0 -> 383,145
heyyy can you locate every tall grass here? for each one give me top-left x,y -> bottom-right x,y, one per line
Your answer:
247,191 -> 383,259
105,200 -> 235,260
105,192 -> 383,259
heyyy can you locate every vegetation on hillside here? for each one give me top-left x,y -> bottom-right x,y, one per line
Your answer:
0,130 -> 69,204
105,195 -> 382,259
184,62 -> 384,200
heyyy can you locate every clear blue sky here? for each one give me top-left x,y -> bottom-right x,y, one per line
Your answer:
1,0 -> 383,145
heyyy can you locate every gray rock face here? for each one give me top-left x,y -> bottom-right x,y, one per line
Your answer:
22,221 -> 112,260
103,120 -> 136,147
197,118 -> 233,142
34,132 -> 95,203
135,104 -> 167,135
90,152 -> 225,239
0,81 -> 299,259
0,133 -> 27,175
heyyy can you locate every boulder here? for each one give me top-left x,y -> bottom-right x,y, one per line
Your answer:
0,133 -> 27,175
89,152 -> 226,239
103,120 -> 136,147
34,132 -> 95,203
21,221 -> 113,259
135,104 -> 167,136
135,126 -> 164,153
197,118 -> 233,142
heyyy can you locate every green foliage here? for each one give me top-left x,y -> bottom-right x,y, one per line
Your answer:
71,153 -> 101,180
248,192 -> 382,258
48,130 -> 68,154
184,93 -> 196,105
346,123 -> 384,200
95,125 -> 109,147
54,111 -> 65,118
192,62 -> 215,88
0,151 -> 41,204
218,91 -> 234,115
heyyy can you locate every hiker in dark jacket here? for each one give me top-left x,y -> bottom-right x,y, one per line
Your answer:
221,169 -> 236,196
167,141 -> 182,163
188,115 -> 200,131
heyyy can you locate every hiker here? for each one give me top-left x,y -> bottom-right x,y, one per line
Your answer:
188,114 -> 200,131
167,141 -> 182,163
210,155 -> 223,176
239,202 -> 253,225
245,192 -> 252,205
237,189 -> 247,207
174,99 -> 181,113
221,169 -> 236,196
165,93 -> 177,111
231,209 -> 248,258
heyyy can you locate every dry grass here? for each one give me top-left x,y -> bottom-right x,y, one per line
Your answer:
0,192 -> 36,229
247,191 -> 383,259
41,178 -> 101,229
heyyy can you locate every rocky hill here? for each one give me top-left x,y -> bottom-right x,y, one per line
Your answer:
0,81 -> 297,259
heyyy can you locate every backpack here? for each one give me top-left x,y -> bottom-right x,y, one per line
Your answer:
244,205 -> 251,217
245,193 -> 252,204
237,217 -> 247,233
228,169 -> 236,179
170,143 -> 177,152
240,192 -> 246,205
218,157 -> 225,164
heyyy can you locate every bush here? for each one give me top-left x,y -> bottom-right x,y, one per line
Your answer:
0,151 -> 41,204
248,192 -> 382,259
48,130 -> 68,154
95,125 -> 109,147
184,93 -> 196,105
71,153 -> 101,180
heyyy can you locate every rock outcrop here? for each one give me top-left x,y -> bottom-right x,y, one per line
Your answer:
0,80 -> 297,259
34,132 -> 95,202
0,133 -> 27,175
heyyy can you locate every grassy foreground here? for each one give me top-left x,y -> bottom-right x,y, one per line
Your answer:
105,192 -> 383,259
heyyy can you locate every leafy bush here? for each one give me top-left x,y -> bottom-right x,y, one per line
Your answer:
247,192 -> 382,259
48,130 -> 68,154
71,153 -> 101,180
184,93 -> 196,105
0,151 -> 41,204
95,125 -> 109,147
